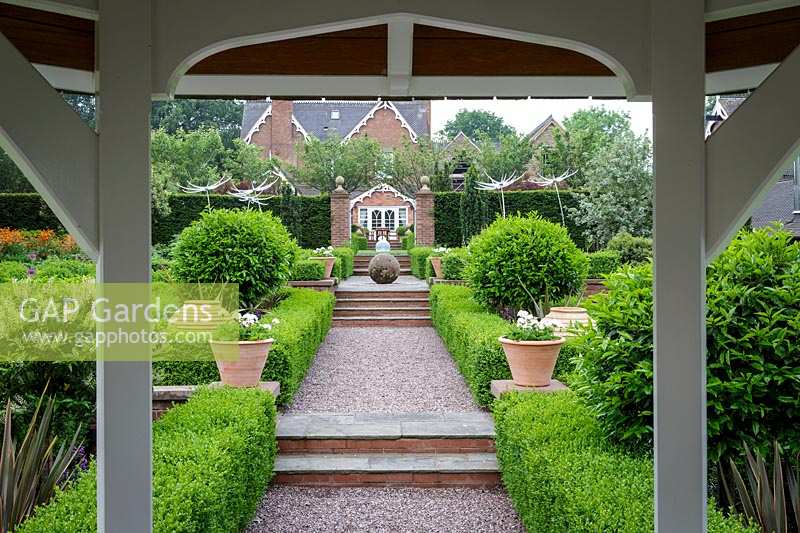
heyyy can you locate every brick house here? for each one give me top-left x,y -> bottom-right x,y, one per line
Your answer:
350,183 -> 416,234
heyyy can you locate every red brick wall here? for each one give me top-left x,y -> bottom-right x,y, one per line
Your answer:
331,189 -> 351,246
350,191 -> 415,225
248,101 -> 305,166
415,189 -> 435,245
352,108 -> 413,150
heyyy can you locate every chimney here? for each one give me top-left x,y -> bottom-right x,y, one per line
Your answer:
270,100 -> 295,164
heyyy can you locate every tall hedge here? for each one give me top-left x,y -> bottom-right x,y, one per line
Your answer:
434,190 -> 586,248
0,193 -> 331,249
19,387 -> 278,533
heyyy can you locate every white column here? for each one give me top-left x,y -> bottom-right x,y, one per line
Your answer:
652,1 -> 707,531
95,0 -> 153,531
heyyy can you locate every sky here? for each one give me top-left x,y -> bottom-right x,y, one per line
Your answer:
430,98 -> 653,138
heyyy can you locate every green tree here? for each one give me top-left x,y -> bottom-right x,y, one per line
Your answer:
279,183 -> 303,243
0,151 -> 33,192
536,107 -> 634,187
151,100 -> 243,148
443,109 -> 515,142
476,133 -> 534,181
61,93 -> 96,129
292,134 -> 386,192
388,136 -> 442,195
570,131 -> 653,249
459,165 -> 488,245
151,128 -> 226,188
224,138 -> 279,185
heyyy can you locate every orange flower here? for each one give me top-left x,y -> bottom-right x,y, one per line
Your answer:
61,234 -> 78,252
36,229 -> 56,244
0,228 -> 24,246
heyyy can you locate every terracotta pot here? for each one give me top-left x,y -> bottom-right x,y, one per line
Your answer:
210,339 -> 273,387
429,256 -> 443,278
499,336 -> 564,387
168,300 -> 230,332
310,256 -> 336,278
546,306 -> 591,336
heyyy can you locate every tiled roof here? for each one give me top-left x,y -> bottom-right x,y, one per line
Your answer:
751,175 -> 799,237
240,100 -> 430,141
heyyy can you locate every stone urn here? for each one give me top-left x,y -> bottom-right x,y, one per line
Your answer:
310,256 -> 336,278
545,307 -> 591,336
168,300 -> 230,332
368,253 -> 400,284
210,339 -> 273,387
429,256 -> 443,278
498,336 -> 565,387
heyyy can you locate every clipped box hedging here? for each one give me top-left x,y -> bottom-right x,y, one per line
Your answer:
19,387 -> 278,533
494,391 -> 754,533
409,246 -> 432,279
290,259 -> 325,281
431,284 -> 580,406
0,193 -> 331,249
586,249 -> 621,278
332,247 -> 354,279
441,248 -> 468,280
434,190 -> 587,249
402,231 -> 415,250
153,287 -> 334,405
350,233 -> 368,252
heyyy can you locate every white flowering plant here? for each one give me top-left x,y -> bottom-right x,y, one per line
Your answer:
234,311 -> 280,341
505,310 -> 560,341
311,246 -> 335,257
431,247 -> 450,256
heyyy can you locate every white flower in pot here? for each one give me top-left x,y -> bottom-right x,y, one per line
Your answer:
309,246 -> 336,278
210,312 -> 280,387
499,309 -> 564,387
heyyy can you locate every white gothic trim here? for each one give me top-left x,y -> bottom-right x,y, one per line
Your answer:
291,115 -> 310,140
243,104 -> 272,143
343,100 -> 418,143
350,182 -> 416,209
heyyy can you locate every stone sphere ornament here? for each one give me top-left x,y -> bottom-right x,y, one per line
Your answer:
368,253 -> 400,284
375,236 -> 391,252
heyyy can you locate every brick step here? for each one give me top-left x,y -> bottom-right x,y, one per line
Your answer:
334,298 -> 430,309
273,453 -> 499,487
277,413 -> 496,454
332,316 -> 432,327
334,307 -> 431,318
335,290 -> 429,300
354,259 -> 411,266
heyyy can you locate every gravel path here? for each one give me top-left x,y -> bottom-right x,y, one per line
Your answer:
285,327 -> 481,413
246,487 -> 525,533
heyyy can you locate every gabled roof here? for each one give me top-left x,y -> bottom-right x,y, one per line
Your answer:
342,101 -> 419,143
242,103 -> 271,143
443,131 -> 480,152
240,100 -> 430,143
349,183 -> 416,209
525,115 -> 564,143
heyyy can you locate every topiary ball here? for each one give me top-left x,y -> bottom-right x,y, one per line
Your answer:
368,253 -> 400,284
464,214 -> 587,310
171,209 -> 298,307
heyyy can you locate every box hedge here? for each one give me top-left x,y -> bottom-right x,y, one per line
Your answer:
0,193 -> 331,249
409,246 -> 432,279
332,247 -> 354,279
290,259 -> 325,281
586,249 -> 621,278
350,232 -> 368,252
19,387 -> 278,533
434,190 -> 587,249
430,284 -> 578,407
494,391 -> 756,533
153,287 -> 334,405
402,231 -> 415,250
441,248 -> 468,280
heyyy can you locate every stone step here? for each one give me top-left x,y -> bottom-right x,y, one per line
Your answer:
334,307 -> 431,318
334,297 -> 430,309
277,413 -> 496,454
353,268 -> 412,275
353,260 -> 412,267
335,290 -> 429,300
332,316 -> 432,327
273,453 -> 499,487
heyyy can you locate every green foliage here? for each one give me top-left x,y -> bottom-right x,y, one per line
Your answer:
0,150 -> 33,193
332,247 -> 354,279
402,231 -> 415,251
493,391 -> 755,533
574,227 -> 800,463
476,133 -> 534,181
459,165 -> 488,245
154,288 -> 333,406
586,250 -> 621,278
409,247 -> 433,279
0,195 -> 63,232
278,184 -> 304,245
0,261 -> 28,281
151,128 -> 227,189
150,99 -> 243,149
442,109 -> 515,142
441,248 -> 468,280
18,387 -> 277,533
607,231 -> 653,265
34,259 -> 94,281
464,214 -> 588,311
292,134 -> 387,193
171,209 -> 298,307
569,130 -> 653,248
388,136 -> 443,196
223,138 -> 279,185
290,259 -> 325,281
350,232 -> 368,252
433,189 -> 587,249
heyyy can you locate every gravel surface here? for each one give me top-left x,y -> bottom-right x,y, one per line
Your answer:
246,486 -> 524,533
285,328 -> 481,413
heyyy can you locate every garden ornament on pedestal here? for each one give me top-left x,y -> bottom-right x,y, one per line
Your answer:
545,293 -> 591,337
375,237 -> 391,252
499,310 -> 564,387
211,312 -> 279,387
309,246 -> 336,278
368,253 -> 400,284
